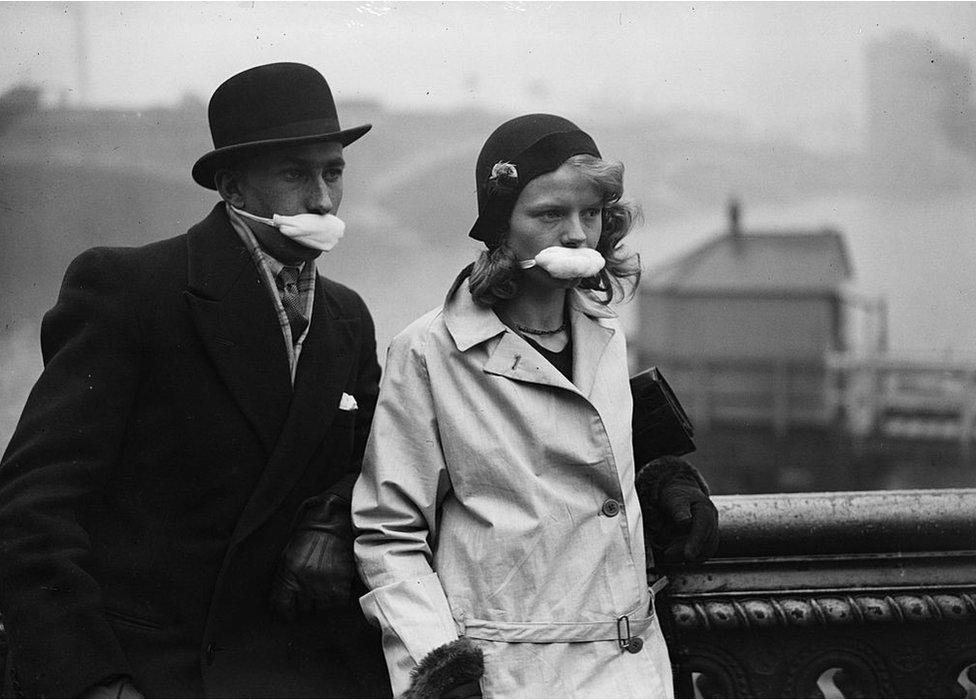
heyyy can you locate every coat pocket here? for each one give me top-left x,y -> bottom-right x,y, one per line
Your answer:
332,407 -> 358,428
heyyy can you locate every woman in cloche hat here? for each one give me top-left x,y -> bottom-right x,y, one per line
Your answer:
352,114 -> 717,698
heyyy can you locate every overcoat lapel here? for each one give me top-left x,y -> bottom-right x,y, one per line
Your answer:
229,276 -> 359,546
183,205 -> 292,454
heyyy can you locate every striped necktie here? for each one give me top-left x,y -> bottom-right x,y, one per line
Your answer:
276,266 -> 308,344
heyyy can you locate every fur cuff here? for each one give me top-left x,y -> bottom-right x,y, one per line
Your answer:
405,638 -> 484,698
636,456 -> 710,505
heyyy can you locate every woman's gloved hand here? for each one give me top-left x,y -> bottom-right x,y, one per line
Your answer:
405,638 -> 484,698
635,456 -> 719,563
269,494 -> 355,620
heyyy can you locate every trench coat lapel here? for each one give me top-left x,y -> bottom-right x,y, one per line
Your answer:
446,279 -> 617,396
229,277 -> 359,545
568,295 -> 616,400
483,332 -> 578,393
183,205 -> 292,454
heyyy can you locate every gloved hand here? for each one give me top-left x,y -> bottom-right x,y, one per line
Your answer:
405,638 -> 484,698
81,676 -> 144,698
269,494 -> 356,620
635,456 -> 719,564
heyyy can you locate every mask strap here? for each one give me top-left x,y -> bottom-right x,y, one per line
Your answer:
230,205 -> 275,227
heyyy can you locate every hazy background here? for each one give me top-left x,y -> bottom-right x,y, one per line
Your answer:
2,2 -> 976,486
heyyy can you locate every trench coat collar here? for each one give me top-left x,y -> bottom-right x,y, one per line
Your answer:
443,273 -> 617,397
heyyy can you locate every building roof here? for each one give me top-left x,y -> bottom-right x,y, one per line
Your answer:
644,227 -> 853,295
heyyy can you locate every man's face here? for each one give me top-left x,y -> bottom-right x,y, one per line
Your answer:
231,140 -> 345,262
240,140 -> 345,218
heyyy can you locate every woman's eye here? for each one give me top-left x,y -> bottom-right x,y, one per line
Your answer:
584,208 -> 602,218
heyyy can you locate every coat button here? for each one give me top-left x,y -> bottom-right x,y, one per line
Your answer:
205,642 -> 216,666
625,637 -> 644,654
601,498 -> 621,517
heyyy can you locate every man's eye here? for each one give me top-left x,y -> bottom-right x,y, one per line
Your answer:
283,169 -> 303,180
323,169 -> 343,182
541,210 -> 562,220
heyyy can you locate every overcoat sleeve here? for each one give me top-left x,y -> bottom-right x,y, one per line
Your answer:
352,328 -> 459,696
0,248 -> 141,697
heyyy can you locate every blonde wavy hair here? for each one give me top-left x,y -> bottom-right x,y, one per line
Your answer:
469,154 -> 642,307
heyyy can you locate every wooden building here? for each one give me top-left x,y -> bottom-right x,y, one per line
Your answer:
634,202 -> 860,434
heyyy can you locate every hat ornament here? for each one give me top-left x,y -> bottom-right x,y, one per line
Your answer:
485,161 -> 519,198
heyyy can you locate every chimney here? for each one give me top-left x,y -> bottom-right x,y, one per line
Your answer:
727,197 -> 742,238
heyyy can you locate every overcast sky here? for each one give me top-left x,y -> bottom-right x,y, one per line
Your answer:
2,1 -> 974,148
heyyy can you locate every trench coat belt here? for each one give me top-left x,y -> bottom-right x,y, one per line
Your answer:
460,610 -> 655,644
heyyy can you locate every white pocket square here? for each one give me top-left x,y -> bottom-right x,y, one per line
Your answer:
339,393 -> 358,411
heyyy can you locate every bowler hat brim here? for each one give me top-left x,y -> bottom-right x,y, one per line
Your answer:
191,123 -> 372,190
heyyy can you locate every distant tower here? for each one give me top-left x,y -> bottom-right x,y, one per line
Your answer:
73,3 -> 91,105
865,31 -> 974,191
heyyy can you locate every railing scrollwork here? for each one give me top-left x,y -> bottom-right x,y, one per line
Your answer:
659,489 -> 976,698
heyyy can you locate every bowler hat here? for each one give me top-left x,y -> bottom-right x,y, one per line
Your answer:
192,62 -> 371,190
469,113 -> 600,246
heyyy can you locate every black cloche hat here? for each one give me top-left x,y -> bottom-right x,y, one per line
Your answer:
468,113 -> 601,247
192,62 -> 372,190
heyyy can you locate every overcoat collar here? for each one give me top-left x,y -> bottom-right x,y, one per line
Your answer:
442,273 -> 616,398
182,204 -> 355,457
184,204 -> 292,453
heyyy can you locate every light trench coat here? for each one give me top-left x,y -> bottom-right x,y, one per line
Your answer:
352,279 -> 674,698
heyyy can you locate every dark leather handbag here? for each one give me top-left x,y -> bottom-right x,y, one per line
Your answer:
630,367 -> 696,465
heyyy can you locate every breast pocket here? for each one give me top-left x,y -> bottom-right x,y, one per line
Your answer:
328,407 -> 358,466
332,407 -> 358,429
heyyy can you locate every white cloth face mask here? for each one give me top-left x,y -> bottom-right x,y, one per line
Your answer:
519,246 -> 606,279
231,206 -> 345,252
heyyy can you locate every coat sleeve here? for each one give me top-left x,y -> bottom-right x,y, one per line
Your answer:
0,248 -> 141,697
352,328 -> 459,697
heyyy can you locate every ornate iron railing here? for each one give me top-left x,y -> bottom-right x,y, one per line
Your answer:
658,489 -> 976,698
0,490 -> 972,697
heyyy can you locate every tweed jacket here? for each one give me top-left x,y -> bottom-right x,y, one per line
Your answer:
0,204 -> 387,698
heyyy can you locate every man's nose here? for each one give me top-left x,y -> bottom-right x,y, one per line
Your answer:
306,175 -> 333,214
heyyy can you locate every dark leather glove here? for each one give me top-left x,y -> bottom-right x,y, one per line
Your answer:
636,456 -> 719,563
80,676 -> 144,698
269,494 -> 356,620
405,638 -> 484,698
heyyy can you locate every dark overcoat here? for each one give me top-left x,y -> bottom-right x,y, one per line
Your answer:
0,204 -> 389,697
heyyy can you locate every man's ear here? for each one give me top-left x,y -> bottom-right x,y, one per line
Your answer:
214,167 -> 246,208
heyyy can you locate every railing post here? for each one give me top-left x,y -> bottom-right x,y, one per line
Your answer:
959,370 -> 976,461
773,359 -> 789,437
695,361 -> 712,433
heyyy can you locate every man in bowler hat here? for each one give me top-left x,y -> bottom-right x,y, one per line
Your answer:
0,63 -> 390,697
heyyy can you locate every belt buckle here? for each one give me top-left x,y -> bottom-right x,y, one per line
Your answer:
616,615 -> 644,654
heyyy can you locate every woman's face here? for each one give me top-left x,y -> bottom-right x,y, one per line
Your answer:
507,162 -> 603,287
